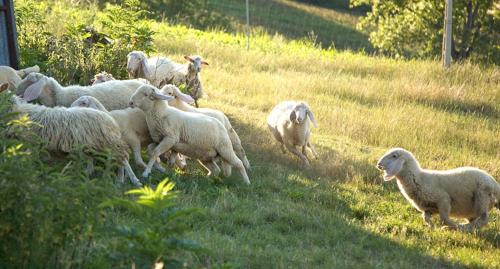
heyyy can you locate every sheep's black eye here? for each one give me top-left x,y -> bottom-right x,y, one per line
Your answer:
392,154 -> 397,158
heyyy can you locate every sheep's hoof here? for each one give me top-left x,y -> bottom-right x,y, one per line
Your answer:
131,179 -> 143,187
142,171 -> 150,179
154,164 -> 166,173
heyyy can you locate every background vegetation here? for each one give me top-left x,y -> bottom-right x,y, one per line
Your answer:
1,0 -> 498,268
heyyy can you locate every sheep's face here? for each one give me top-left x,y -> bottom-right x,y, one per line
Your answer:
289,103 -> 318,128
127,51 -> 147,78
16,73 -> 55,106
160,84 -> 195,104
184,55 -> 208,74
130,85 -> 174,111
376,148 -> 408,181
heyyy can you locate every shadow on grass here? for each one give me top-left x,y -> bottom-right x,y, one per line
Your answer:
208,0 -> 373,52
153,117 -> 476,268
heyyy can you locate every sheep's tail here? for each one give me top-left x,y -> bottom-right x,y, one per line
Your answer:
16,65 -> 40,78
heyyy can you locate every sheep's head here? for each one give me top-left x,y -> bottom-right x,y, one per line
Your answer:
71,96 -> 105,111
184,55 -> 208,74
289,102 -> 317,128
127,51 -> 149,79
129,85 -> 174,111
160,84 -> 195,104
376,148 -> 415,181
91,71 -> 115,85
16,73 -> 55,105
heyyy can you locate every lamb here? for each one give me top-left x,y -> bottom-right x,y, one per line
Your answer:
16,72 -> 147,110
160,84 -> 250,170
129,85 -> 250,184
376,148 -> 500,231
0,83 -> 142,186
0,65 -> 40,91
70,95 -> 186,170
267,101 -> 318,167
127,51 -> 208,107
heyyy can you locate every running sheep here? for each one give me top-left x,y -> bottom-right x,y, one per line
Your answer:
377,148 -> 500,231
129,85 -> 250,184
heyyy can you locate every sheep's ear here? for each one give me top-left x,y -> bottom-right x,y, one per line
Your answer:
153,92 -> 174,101
289,109 -> 297,122
0,83 -> 9,92
23,78 -> 46,102
175,89 -> 195,104
201,60 -> 209,66
184,55 -> 195,63
306,108 -> 318,128
141,57 -> 150,78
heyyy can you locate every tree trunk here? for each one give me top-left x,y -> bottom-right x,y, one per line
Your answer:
443,0 -> 453,68
453,0 -> 480,61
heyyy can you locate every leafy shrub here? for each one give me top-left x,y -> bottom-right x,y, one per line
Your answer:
15,0 -> 155,85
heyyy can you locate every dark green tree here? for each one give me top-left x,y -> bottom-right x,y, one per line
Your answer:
351,0 -> 500,64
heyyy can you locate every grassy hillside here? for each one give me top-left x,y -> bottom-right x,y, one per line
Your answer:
151,24 -> 499,268
206,0 -> 372,52
6,1 -> 500,268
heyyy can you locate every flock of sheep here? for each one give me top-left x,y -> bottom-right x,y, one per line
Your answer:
0,50 -> 498,232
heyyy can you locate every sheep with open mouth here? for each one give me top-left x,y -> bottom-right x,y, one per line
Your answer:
377,148 -> 500,231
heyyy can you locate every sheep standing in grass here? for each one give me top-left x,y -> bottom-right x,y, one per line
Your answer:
16,72 -> 146,110
127,51 -> 208,107
160,84 -> 250,170
70,95 -> 186,170
0,83 -> 142,186
376,148 -> 500,231
129,85 -> 250,184
267,101 -> 318,167
0,65 -> 39,91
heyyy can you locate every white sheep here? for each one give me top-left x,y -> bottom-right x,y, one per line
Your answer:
0,65 -> 39,91
70,95 -> 186,170
129,85 -> 250,184
377,148 -> 500,231
127,51 -> 208,107
16,72 -> 146,110
160,84 -> 250,170
267,101 -> 318,167
0,83 -> 142,186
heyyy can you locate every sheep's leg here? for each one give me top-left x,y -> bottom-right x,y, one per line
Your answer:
285,143 -> 310,167
143,138 -> 175,178
422,211 -> 434,228
221,161 -> 232,177
123,160 -> 142,187
117,167 -> 125,184
463,190 -> 490,231
130,141 -> 147,169
218,147 -> 250,184
438,199 -> 459,229
280,143 -> 287,154
85,159 -> 95,176
200,160 -> 221,177
307,142 -> 318,158
147,143 -> 166,173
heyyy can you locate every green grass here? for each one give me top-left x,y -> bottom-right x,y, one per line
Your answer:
144,23 -> 500,268
206,0 -> 373,52
11,1 -> 500,268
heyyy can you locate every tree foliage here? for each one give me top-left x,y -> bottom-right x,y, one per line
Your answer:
351,0 -> 500,64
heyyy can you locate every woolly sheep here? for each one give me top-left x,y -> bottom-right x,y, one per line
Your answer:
0,83 -> 142,186
376,148 -> 500,231
127,51 -> 208,107
0,65 -> 39,91
129,85 -> 250,184
160,84 -> 250,170
267,101 -> 318,167
16,72 -> 147,110
70,95 -> 186,170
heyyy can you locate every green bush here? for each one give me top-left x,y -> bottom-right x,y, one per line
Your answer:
15,0 -> 155,85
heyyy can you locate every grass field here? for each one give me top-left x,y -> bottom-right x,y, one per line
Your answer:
147,22 -> 500,268
8,1 -> 500,268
